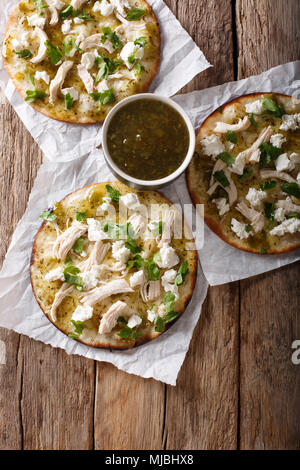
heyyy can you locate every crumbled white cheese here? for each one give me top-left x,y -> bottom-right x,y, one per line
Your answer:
245,99 -> 264,115
161,269 -> 178,298
231,218 -> 250,239
127,314 -> 142,329
279,113 -> 300,131
73,17 -> 84,24
87,218 -> 107,241
78,93 -> 95,113
72,303 -> 93,322
290,152 -> 300,166
81,50 -> 97,70
27,14 -> 46,29
156,244 -> 179,269
81,269 -> 99,290
200,134 -> 225,158
157,304 -> 167,318
61,87 -> 79,101
246,188 -> 267,208
270,218 -> 300,236
120,42 -> 144,69
147,308 -> 157,323
93,0 -> 114,15
270,133 -> 286,148
45,267 -> 64,282
130,270 -> 144,288
230,153 -> 245,175
212,197 -> 230,216
96,197 -> 113,215
275,153 -> 294,172
34,71 -> 50,84
120,193 -> 141,211
51,0 -> 65,8
112,241 -> 131,264
274,207 -> 285,223
21,31 -> 30,47
62,19 -> 72,34
11,38 -> 23,52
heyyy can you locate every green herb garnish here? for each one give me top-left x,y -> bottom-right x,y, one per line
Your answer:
106,184 -> 120,203
65,255 -> 73,266
16,49 -> 33,59
213,170 -> 230,187
63,37 -> 82,57
127,8 -> 146,21
118,325 -> 133,338
60,6 -> 95,21
164,291 -> 176,314
164,311 -> 179,323
64,266 -> 83,290
33,0 -> 48,15
226,130 -> 237,144
45,40 -> 62,65
259,248 -> 267,254
174,261 -> 189,286
260,180 -> 277,191
145,258 -> 161,281
239,169 -> 253,181
127,255 -> 145,270
154,317 -> 165,333
73,237 -> 84,254
217,151 -> 235,168
76,212 -> 87,222
125,238 -> 142,254
248,112 -> 258,129
264,202 -> 275,229
262,98 -> 285,117
134,37 -> 147,47
64,93 -> 74,110
90,89 -> 115,106
287,212 -> 300,219
245,224 -> 252,233
259,142 -> 282,166
40,209 -> 56,221
69,320 -> 86,339
101,27 -> 123,50
133,62 -> 145,76
117,316 -> 126,323
281,183 -> 300,199
25,89 -> 47,103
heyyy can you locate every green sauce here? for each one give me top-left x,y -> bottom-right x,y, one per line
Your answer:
107,99 -> 190,180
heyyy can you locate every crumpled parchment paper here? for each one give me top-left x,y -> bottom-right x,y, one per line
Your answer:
0,0 -> 211,162
173,61 -> 300,285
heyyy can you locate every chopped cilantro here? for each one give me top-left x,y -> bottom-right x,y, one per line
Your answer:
76,212 -> 87,222
133,62 -> 145,76
226,130 -> 237,144
217,151 -> 235,168
262,98 -> 285,117
239,169 -> 253,181
248,112 -> 258,129
260,180 -> 277,191
73,237 -> 84,254
64,93 -> 74,110
45,40 -> 62,65
90,89 -> 115,106
174,261 -> 189,286
101,27 -> 123,50
106,184 -> 120,203
40,209 -> 56,221
16,49 -> 33,59
213,170 -> 230,187
127,8 -> 146,21
69,320 -> 86,339
134,37 -> 147,47
64,265 -> 83,290
281,183 -> 300,199
25,89 -> 47,103
145,258 -> 161,281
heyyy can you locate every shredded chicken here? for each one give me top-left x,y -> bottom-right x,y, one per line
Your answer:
260,170 -> 296,183
31,27 -> 48,64
71,0 -> 89,8
77,64 -> 94,93
80,240 -> 111,271
53,221 -> 88,260
236,201 -> 265,233
81,279 -> 133,306
276,197 -> 300,214
140,281 -> 161,303
207,169 -> 237,206
247,126 -> 273,163
98,300 -> 128,334
79,34 -> 114,54
115,12 -> 146,28
47,0 -> 61,25
50,284 -> 73,321
128,213 -> 146,236
209,159 -> 226,186
49,61 -> 73,104
214,116 -> 251,133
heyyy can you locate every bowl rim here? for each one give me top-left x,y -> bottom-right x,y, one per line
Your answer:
101,93 -> 196,187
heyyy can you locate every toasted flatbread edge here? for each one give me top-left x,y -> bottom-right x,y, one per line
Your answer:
186,92 -> 300,255
3,1 -> 161,125
30,182 -> 198,350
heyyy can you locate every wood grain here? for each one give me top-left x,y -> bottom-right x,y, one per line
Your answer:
236,0 -> 300,450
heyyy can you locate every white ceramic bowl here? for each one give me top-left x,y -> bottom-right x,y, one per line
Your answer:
101,93 -> 196,190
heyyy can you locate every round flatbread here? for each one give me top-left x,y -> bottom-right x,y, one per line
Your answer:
187,92 -> 300,254
30,182 -> 197,349
2,0 -> 160,124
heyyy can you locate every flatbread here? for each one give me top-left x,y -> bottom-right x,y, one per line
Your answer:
30,182 -> 197,349
187,92 -> 300,254
2,0 -> 160,124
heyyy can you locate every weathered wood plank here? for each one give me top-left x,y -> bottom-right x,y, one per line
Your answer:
162,0 -> 239,451
20,337 -> 95,450
94,364 -> 165,450
0,93 -> 96,450
164,284 -> 240,450
236,0 -> 300,450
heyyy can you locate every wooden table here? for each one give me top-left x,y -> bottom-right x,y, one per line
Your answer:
0,0 -> 299,450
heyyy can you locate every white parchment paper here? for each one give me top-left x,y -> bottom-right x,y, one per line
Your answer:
173,61 -> 300,285
0,150 -> 208,386
0,0 -> 211,162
